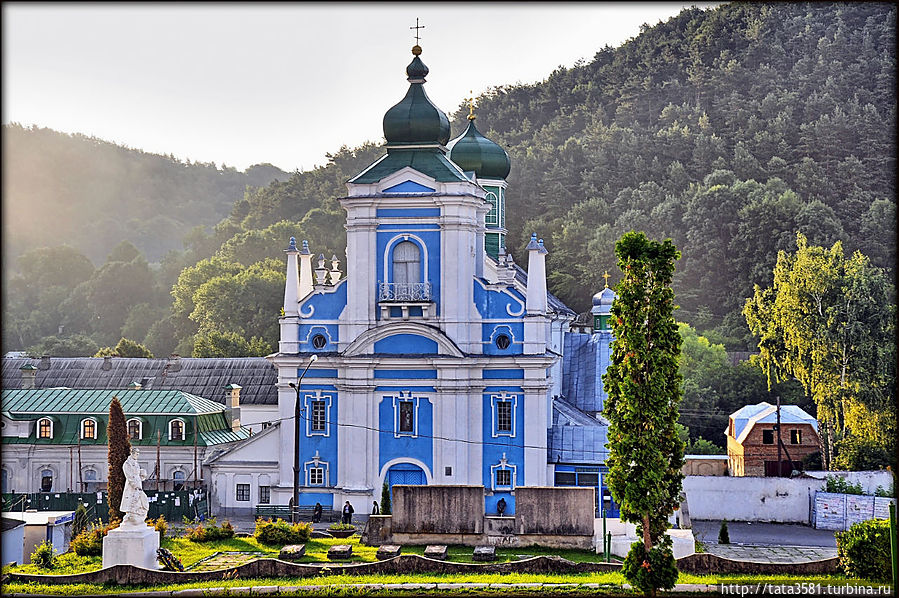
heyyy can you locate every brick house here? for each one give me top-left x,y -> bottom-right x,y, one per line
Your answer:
725,402 -> 821,477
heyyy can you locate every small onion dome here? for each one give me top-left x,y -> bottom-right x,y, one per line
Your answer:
591,287 -> 616,313
447,119 -> 511,180
383,46 -> 450,145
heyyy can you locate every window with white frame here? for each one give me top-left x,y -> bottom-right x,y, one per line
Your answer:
490,453 -> 516,491
392,391 -> 422,437
304,391 -> 333,437
37,418 -> 53,439
311,400 -> 326,432
81,418 -> 97,440
309,468 -> 324,485
127,418 -> 143,440
304,451 -> 329,486
392,241 -> 421,284
169,419 -> 185,441
490,392 -> 517,437
236,483 -> 250,501
485,192 -> 498,225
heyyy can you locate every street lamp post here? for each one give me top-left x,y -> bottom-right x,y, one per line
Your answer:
289,354 -> 318,523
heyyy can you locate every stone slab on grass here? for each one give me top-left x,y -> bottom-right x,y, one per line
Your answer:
278,544 -> 306,561
376,544 -> 402,560
327,544 -> 353,560
424,545 -> 448,560
473,545 -> 497,561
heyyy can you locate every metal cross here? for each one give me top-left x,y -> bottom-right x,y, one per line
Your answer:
410,18 -> 425,44
603,271 -> 610,288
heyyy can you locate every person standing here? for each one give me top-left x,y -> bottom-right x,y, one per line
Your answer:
342,500 -> 354,524
312,502 -> 322,523
372,500 -> 380,515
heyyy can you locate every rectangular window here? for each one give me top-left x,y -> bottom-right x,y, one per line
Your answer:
790,429 -> 802,444
485,194 -> 498,225
236,484 -> 250,502
762,429 -> 775,444
496,401 -> 512,433
311,400 -> 326,432
398,401 -> 415,433
309,468 -> 324,486
258,486 -> 270,504
38,419 -> 52,439
496,469 -> 511,487
554,471 -> 577,486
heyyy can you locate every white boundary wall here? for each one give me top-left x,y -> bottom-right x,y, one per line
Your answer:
684,471 -> 893,523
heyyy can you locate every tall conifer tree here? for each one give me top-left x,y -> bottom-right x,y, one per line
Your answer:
107,396 -> 131,521
603,231 -> 684,595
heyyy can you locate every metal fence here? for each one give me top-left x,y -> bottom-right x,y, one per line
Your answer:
2,489 -> 208,523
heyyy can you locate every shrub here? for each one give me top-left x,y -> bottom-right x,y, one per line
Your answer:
31,541 -> 57,569
620,538 -> 678,593
254,518 -> 312,546
148,515 -> 168,539
718,519 -> 730,544
824,475 -> 864,495
328,522 -> 356,530
185,517 -> 235,542
836,518 -> 891,582
71,520 -> 119,557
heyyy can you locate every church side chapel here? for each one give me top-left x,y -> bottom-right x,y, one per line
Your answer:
266,35 -> 616,517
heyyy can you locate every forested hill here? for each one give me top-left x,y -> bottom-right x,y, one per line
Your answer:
449,2 -> 895,343
2,123 -> 289,266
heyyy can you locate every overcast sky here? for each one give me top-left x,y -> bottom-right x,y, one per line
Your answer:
3,2 -> 718,173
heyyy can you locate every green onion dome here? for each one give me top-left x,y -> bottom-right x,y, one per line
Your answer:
383,45 -> 451,146
447,117 -> 511,180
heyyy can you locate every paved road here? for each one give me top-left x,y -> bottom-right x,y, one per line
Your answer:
691,519 -> 837,548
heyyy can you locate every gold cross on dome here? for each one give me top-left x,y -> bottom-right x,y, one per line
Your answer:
410,18 -> 425,45
603,271 -> 610,288
467,90 -> 476,120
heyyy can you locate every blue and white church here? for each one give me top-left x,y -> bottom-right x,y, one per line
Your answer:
269,44 -> 616,516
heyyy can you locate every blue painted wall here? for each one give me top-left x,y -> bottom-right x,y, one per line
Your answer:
482,385 -> 524,514
297,383 -> 338,496
377,386 -> 434,478
374,334 -> 438,355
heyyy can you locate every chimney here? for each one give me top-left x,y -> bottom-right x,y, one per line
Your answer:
101,356 -> 112,371
224,384 -> 242,432
39,355 -> 50,370
167,354 -> 182,372
20,364 -> 37,389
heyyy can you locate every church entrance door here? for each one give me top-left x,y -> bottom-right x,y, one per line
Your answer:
385,462 -> 426,491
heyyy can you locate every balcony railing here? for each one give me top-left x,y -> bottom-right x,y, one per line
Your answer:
378,281 -> 432,302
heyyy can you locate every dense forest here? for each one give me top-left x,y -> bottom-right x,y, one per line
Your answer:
3,3 -> 895,461
2,124 -> 289,265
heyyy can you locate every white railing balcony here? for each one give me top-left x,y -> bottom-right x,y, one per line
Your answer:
378,281 -> 432,302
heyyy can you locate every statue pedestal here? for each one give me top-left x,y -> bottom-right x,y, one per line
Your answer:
102,524 -> 159,570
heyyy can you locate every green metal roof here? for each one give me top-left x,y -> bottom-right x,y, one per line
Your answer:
1,389 -> 225,416
200,427 -> 252,445
349,147 -> 471,185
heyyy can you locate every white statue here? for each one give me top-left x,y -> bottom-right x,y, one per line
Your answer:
120,447 -> 149,527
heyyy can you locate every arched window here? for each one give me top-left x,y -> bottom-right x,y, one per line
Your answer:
40,469 -> 53,492
173,470 -> 186,492
169,419 -> 185,441
38,418 -> 53,439
127,418 -> 143,440
392,241 -> 421,284
81,418 -> 97,440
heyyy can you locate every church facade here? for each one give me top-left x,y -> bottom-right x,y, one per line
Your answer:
268,44 -> 613,516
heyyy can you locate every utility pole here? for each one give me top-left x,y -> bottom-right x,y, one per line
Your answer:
193,415 -> 198,490
77,436 -> 84,492
156,430 -> 161,492
69,446 -> 74,492
775,395 -> 783,477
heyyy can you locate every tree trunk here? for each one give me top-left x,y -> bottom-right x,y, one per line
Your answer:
643,514 -> 652,552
